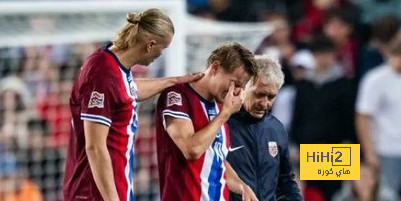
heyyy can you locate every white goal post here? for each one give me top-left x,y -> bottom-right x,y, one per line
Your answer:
0,0 -> 273,76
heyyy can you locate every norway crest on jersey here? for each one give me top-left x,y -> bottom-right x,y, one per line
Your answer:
268,141 -> 278,157
88,91 -> 104,108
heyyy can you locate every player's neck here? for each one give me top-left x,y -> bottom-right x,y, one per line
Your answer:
189,76 -> 214,101
109,45 -> 141,69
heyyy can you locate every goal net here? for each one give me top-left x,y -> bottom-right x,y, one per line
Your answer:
0,1 -> 273,201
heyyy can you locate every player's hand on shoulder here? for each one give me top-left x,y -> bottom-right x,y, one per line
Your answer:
241,185 -> 258,201
176,72 -> 204,84
222,81 -> 244,115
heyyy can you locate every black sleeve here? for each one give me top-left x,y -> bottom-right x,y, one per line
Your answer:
339,79 -> 358,144
276,130 -> 304,201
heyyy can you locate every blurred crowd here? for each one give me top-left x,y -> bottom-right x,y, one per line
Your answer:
1,0 -> 401,201
0,43 -> 95,201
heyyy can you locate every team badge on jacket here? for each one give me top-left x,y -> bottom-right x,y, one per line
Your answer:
167,91 -> 182,107
88,91 -> 105,108
268,141 -> 278,157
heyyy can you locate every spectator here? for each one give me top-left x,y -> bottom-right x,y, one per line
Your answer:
20,47 -> 53,104
16,118 -> 64,201
256,13 -> 296,86
292,0 -> 359,44
272,49 -> 315,131
357,15 -> 400,81
0,76 -> 30,149
356,39 -> 401,201
291,35 -> 357,201
37,69 -> 72,147
0,47 -> 24,78
323,8 -> 358,78
289,49 -> 316,81
0,153 -> 43,201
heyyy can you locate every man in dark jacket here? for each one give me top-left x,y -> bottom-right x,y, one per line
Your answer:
291,36 -> 357,201
227,55 -> 303,201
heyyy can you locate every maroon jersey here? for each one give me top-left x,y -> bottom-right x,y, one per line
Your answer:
155,83 -> 230,201
63,44 -> 138,201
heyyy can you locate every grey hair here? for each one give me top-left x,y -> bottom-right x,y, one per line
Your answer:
249,54 -> 285,89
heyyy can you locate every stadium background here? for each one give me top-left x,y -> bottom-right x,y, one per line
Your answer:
0,0 -> 400,200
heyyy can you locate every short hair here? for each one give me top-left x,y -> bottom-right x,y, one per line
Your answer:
309,35 -> 336,53
325,8 -> 356,28
206,42 -> 257,76
390,38 -> 401,55
249,55 -> 284,89
372,16 -> 399,44
113,8 -> 174,50
27,118 -> 50,136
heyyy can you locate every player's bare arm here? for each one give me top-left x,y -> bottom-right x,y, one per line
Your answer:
225,161 -> 258,201
135,72 -> 204,101
165,81 -> 243,160
84,121 -> 120,201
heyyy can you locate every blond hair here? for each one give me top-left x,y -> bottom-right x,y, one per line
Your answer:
206,42 -> 257,76
113,8 -> 174,50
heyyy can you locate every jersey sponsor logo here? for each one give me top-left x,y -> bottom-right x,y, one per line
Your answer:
228,145 -> 244,152
88,91 -> 105,108
167,91 -> 182,107
268,141 -> 278,157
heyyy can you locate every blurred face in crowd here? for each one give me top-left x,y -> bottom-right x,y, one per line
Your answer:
324,18 -> 351,45
313,0 -> 335,10
313,51 -> 336,72
27,129 -> 46,149
0,174 -> 17,194
209,62 -> 251,104
0,90 -> 19,111
292,67 -> 309,81
271,20 -> 291,44
389,53 -> 401,73
244,76 -> 279,119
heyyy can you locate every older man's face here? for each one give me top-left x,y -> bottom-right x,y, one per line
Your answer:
244,76 -> 279,119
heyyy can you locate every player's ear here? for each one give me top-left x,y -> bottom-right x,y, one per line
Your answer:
210,61 -> 220,76
146,40 -> 156,52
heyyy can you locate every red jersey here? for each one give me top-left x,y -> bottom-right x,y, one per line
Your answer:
63,44 -> 138,201
156,83 -> 230,201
